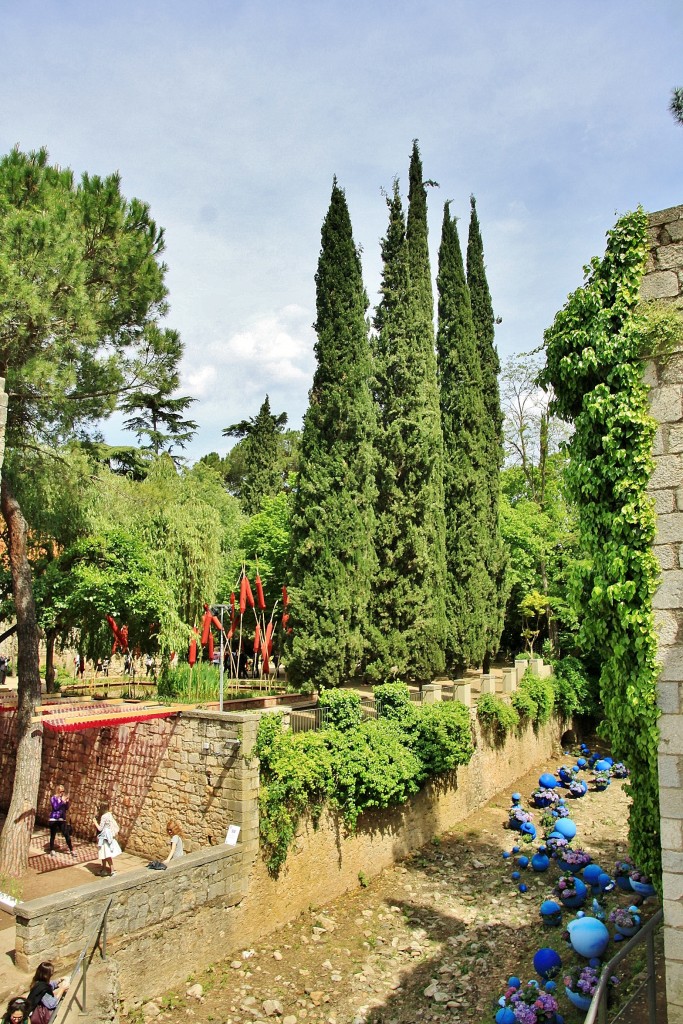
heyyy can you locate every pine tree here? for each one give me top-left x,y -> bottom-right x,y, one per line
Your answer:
286,180 -> 377,689
437,203 -> 490,671
370,181 -> 447,683
223,395 -> 288,512
466,196 -> 507,667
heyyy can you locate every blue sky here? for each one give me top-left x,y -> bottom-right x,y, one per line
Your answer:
2,0 -> 682,459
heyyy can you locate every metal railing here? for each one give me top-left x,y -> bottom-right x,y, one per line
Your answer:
51,897 -> 113,1023
289,707 -> 330,733
584,907 -> 663,1024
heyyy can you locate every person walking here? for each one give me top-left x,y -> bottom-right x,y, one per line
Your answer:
2,998 -> 29,1024
93,803 -> 121,877
26,962 -> 69,1024
48,785 -> 74,857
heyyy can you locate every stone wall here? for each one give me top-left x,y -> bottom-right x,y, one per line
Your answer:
13,706 -> 565,1001
643,204 -> 683,1024
0,709 -> 261,859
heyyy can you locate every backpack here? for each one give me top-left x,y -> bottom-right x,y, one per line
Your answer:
30,1004 -> 52,1024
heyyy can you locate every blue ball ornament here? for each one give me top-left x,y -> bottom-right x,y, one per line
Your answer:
502,851 -> 510,859
567,918 -> 610,959
508,976 -> 521,990
544,981 -> 557,992
519,883 -> 528,892
555,1015 -> 564,1024
589,958 -> 602,969
554,818 -> 577,840
576,757 -> 587,768
598,872 -> 613,891
594,758 -> 611,772
603,757 -> 613,767
512,845 -> 520,854
511,870 -> 521,880
511,792 -> 522,803
583,864 -> 603,887
532,853 -> 550,872
614,932 -> 624,942
533,947 -> 563,979
539,772 -> 559,789
517,855 -> 529,868
495,1009 -> 516,1024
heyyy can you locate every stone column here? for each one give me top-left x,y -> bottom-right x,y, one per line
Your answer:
480,675 -> 496,695
453,680 -> 471,707
644,205 -> 683,1024
422,682 -> 442,704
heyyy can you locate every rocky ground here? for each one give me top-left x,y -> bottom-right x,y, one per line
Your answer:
130,755 -> 660,1024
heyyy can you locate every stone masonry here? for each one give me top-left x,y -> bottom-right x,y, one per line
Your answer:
644,204 -> 683,1024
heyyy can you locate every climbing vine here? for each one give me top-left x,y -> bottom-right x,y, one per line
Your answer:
540,208 -> 662,885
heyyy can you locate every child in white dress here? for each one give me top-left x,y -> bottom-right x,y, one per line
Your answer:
93,803 -> 121,877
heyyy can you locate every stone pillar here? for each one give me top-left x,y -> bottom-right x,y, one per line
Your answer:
514,659 -> 528,684
453,680 -> 471,707
644,205 -> 683,1024
480,675 -> 496,695
502,670 -> 517,694
422,682 -> 442,704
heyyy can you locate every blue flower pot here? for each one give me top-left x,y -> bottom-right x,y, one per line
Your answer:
615,876 -> 631,892
559,880 -> 587,909
616,924 -> 639,938
565,987 -> 592,1011
630,878 -> 656,898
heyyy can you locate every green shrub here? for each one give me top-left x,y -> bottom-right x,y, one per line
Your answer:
476,693 -> 519,738
414,701 -> 473,777
373,681 -> 414,719
518,669 -> 555,724
319,688 -> 363,730
551,656 -> 601,719
510,688 -> 537,723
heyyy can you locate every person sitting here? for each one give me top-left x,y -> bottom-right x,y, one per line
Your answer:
2,997 -> 29,1024
164,820 -> 185,863
26,962 -> 69,1024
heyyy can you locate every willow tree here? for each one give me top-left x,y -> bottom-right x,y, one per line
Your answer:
0,147 -> 180,875
370,181 -> 447,682
286,180 -> 377,689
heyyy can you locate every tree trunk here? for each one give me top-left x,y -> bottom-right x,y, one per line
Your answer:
45,630 -> 57,692
0,478 -> 43,877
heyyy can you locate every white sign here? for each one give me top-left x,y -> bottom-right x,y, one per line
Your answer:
225,825 -> 241,846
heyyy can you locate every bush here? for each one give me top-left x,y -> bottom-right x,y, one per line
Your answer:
510,688 -> 537,723
319,688 -> 363,730
518,669 -> 555,724
551,656 -> 601,719
373,681 -> 415,720
414,701 -> 473,777
476,693 -> 519,738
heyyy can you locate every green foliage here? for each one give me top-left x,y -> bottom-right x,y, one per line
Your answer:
540,208 -> 661,886
222,395 -> 290,513
510,688 -> 537,722
550,656 -> 601,719
372,681 -> 416,723
286,181 -> 377,689
476,693 -> 519,739
318,688 -> 363,730
368,175 -> 447,684
231,491 -> 291,610
157,663 -> 266,703
255,690 -> 474,875
517,669 -> 555,724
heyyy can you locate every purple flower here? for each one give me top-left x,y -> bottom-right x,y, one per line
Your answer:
512,1004 -> 537,1024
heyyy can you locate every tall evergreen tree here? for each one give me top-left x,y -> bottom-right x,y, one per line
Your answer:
223,395 -> 288,512
466,196 -> 507,667
437,203 -> 490,671
370,182 -> 447,683
286,180 -> 377,689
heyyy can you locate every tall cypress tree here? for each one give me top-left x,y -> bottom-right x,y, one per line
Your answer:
286,180 -> 377,690
437,203 -> 489,671
369,181 -> 447,683
466,196 -> 507,666
222,394 -> 288,512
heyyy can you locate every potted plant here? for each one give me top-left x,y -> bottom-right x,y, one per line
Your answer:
531,788 -> 560,810
592,769 -> 611,791
568,779 -> 588,798
508,806 -> 534,831
612,762 -> 629,779
563,965 -> 619,1012
629,868 -> 656,898
496,980 -> 559,1023
608,907 -> 640,938
558,847 -> 592,874
613,858 -> 634,892
554,874 -> 587,909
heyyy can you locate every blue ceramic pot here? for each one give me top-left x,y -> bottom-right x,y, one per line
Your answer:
616,876 -> 631,892
630,878 -> 656,897
616,924 -> 639,938
565,987 -> 592,1011
559,879 -> 587,909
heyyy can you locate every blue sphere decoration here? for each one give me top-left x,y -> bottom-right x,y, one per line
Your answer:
539,772 -> 559,789
583,864 -> 603,886
589,958 -> 602,969
495,1009 -> 516,1024
540,900 -> 562,925
554,818 -> 577,840
511,870 -> 521,880
517,855 -> 529,868
556,1015 -> 564,1024
511,792 -> 522,803
544,981 -> 557,992
603,757 -> 614,767
628,905 -> 639,914
508,977 -> 521,990
532,853 -> 550,872
512,845 -> 520,853
519,883 -> 528,892
577,757 -> 587,768
594,759 -> 611,772
598,872 -> 613,891
533,947 -> 563,979
567,917 -> 610,959
520,821 -> 537,839
502,851 -> 510,859
614,933 -> 624,943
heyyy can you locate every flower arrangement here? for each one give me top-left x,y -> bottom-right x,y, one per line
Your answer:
498,981 -> 559,1023
568,779 -> 587,797
561,847 -> 592,870
554,874 -> 580,898
553,803 -> 570,818
545,835 -> 569,855
531,788 -> 560,809
509,806 -> 534,826
563,964 -> 619,998
609,908 -> 638,930
612,762 -> 629,778
630,867 -> 652,884
593,769 -> 611,788
614,858 -> 634,879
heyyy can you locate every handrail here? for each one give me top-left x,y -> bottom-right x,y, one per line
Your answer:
584,907 -> 663,1024
51,897 -> 113,1024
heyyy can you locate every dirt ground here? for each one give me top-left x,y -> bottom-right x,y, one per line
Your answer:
128,748 -> 664,1024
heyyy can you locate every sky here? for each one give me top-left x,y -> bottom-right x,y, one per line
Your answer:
2,0 -> 682,460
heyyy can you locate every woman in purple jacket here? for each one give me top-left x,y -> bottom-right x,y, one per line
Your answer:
48,785 -> 74,856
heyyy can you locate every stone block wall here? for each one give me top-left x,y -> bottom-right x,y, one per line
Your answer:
0,710 -> 260,860
644,205 -> 683,1024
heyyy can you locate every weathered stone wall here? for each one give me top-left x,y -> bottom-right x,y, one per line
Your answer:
13,707 -> 565,1001
644,204 -> 683,1024
0,710 -> 260,859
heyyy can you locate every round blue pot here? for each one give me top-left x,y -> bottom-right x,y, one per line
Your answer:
615,876 -> 631,892
630,878 -> 656,898
616,924 -> 639,938
565,987 -> 592,1012
559,879 -> 587,909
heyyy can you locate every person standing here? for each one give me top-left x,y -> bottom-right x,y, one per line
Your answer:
48,785 -> 74,856
93,803 -> 121,877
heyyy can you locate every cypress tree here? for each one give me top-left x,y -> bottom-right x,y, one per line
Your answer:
286,180 -> 377,689
436,202 -> 490,671
466,196 -> 507,667
222,394 -> 288,512
369,181 -> 447,683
